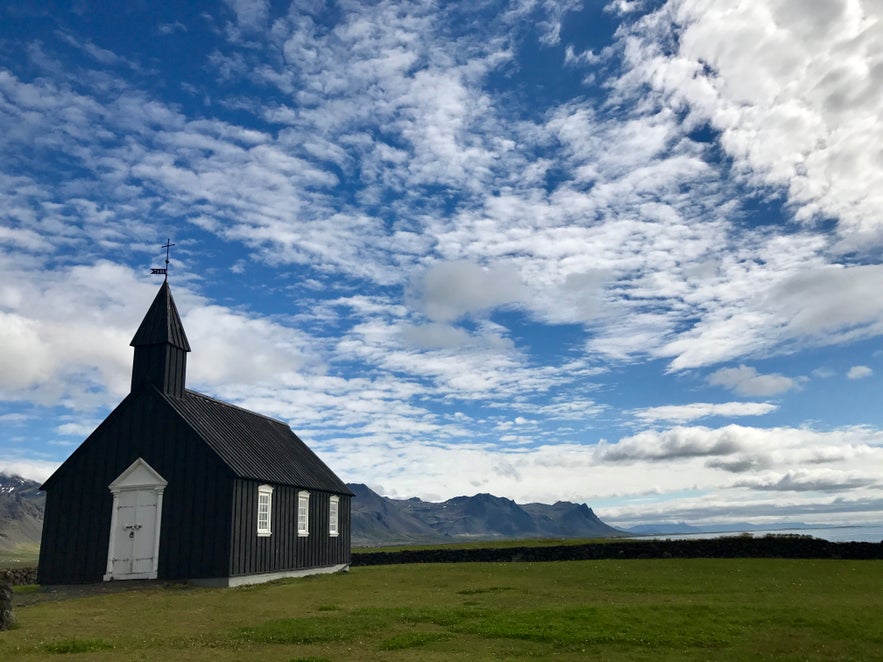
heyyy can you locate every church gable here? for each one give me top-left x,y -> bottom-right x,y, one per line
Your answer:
108,457 -> 168,491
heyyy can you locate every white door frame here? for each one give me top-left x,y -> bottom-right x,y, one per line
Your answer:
103,457 -> 167,581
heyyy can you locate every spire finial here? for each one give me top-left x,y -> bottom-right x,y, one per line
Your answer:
150,238 -> 175,281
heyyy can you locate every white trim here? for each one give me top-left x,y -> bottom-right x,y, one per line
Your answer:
189,564 -> 349,588
297,490 -> 310,536
257,484 -> 273,537
104,458 -> 167,582
329,495 -> 339,537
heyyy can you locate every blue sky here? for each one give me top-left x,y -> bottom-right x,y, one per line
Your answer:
2,0 -> 883,527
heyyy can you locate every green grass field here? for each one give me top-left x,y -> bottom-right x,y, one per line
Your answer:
3,559 -> 882,660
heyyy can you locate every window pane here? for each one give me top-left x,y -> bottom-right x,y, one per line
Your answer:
257,487 -> 273,536
329,497 -> 338,535
298,492 -> 309,535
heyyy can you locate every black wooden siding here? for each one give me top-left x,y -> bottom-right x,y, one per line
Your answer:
230,479 -> 351,576
131,344 -> 187,397
39,388 -> 233,584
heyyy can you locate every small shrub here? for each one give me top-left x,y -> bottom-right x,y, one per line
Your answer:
457,586 -> 514,595
380,631 -> 449,650
43,638 -> 113,654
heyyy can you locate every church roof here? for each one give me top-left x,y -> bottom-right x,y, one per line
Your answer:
130,280 -> 191,351
161,389 -> 353,495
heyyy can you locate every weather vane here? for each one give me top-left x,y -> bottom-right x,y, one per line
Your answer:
150,238 -> 174,281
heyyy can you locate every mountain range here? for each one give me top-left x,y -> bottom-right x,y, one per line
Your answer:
348,483 -> 625,546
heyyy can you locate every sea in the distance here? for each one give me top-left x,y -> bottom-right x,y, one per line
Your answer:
632,524 -> 883,543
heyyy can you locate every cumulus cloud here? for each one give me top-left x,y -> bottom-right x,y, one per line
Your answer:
0,261 -> 156,406
708,365 -> 798,397
596,425 -> 745,462
0,259 -> 324,410
184,305 -> 315,388
768,265 -> 883,342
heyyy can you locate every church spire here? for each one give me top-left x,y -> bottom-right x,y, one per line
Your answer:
130,281 -> 191,397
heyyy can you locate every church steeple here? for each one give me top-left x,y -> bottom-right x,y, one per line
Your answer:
130,280 -> 191,397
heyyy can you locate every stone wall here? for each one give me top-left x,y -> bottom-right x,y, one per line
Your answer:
352,536 -> 883,566
0,567 -> 38,586
4,537 -> 881,581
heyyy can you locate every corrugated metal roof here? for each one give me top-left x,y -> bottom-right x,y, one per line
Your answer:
162,389 -> 353,495
130,281 -> 191,351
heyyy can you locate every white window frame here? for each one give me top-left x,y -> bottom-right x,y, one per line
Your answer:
297,490 -> 310,536
329,495 -> 339,537
257,484 -> 273,537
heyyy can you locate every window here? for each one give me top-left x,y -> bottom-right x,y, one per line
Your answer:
257,485 -> 273,537
297,491 -> 310,536
329,495 -> 339,537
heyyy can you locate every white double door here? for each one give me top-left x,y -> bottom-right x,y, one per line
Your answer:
104,458 -> 167,581
111,488 -> 159,577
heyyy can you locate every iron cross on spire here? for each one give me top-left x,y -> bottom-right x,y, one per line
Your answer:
150,238 -> 175,281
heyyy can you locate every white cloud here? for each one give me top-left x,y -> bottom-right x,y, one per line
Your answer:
707,365 -> 798,397
184,304 -> 316,388
768,265 -> 883,341
0,259 -> 328,410
848,365 -> 873,379
223,0 -> 269,32
0,460 -> 59,484
596,425 -> 745,462
619,0 -> 883,250
594,424 -> 882,469
411,261 -> 527,322
733,468 -> 876,493
0,261 -> 154,406
634,401 -> 778,423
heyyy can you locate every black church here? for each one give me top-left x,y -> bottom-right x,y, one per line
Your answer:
38,280 -> 352,586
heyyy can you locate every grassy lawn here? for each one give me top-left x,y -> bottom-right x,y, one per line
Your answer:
2,559 -> 881,660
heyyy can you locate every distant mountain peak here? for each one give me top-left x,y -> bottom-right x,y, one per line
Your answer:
0,473 -> 45,553
0,473 -> 41,495
347,483 -> 624,546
